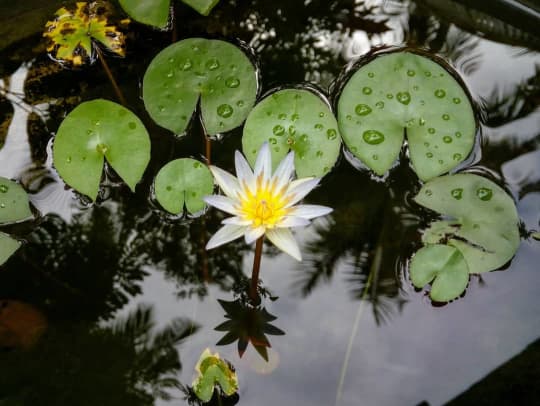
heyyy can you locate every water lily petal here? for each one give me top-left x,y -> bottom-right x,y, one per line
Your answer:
266,228 -> 302,261
235,150 -> 255,193
222,216 -> 252,226
254,142 -> 272,183
284,178 -> 320,207
287,204 -> 333,220
276,216 -> 311,228
245,226 -> 265,244
206,224 -> 247,250
272,151 -> 295,191
203,195 -> 240,215
209,166 -> 240,198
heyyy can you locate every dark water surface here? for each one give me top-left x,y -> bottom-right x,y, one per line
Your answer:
0,1 -> 539,405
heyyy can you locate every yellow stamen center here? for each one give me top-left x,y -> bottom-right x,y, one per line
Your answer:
239,181 -> 289,228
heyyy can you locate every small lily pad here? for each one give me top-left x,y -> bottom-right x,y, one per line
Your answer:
44,2 -> 127,66
53,99 -> 151,201
143,38 -> 257,135
0,232 -> 21,266
154,158 -> 214,215
415,173 -> 520,274
192,348 -> 238,402
242,89 -> 341,177
410,244 -> 469,302
119,0 -> 220,28
337,51 -> 475,180
0,177 -> 33,224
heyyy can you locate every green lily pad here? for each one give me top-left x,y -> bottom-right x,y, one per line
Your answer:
410,244 -> 469,302
0,177 -> 32,224
337,51 -> 475,180
415,173 -> 520,274
242,89 -> 341,177
44,2 -> 127,66
143,38 -> 257,136
154,158 -> 214,215
53,99 -> 151,201
119,0 -> 220,28
0,232 -> 21,266
192,348 -> 238,402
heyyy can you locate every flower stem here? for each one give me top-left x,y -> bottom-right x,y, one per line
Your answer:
249,236 -> 264,305
205,135 -> 212,165
95,45 -> 127,107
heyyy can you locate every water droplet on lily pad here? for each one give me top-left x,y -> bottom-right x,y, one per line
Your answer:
425,71 -> 432,77
278,113 -> 287,120
128,122 -> 136,130
368,72 -> 375,78
428,128 -> 436,134
443,136 -> 452,143
453,153 -> 462,161
217,104 -> 233,118
396,91 -> 411,105
225,77 -> 240,88
455,131 -> 462,138
442,114 -> 450,120
425,189 -> 432,196
453,97 -> 461,104
66,156 -> 72,163
236,100 -> 244,107
316,150 -> 323,157
288,125 -> 296,135
269,137 -> 277,144
206,58 -> 220,70
326,129 -> 337,140
319,112 -> 325,117
426,152 -> 433,158
373,154 -> 378,160
314,123 -> 324,130
407,69 -> 416,76
363,130 -> 385,145
182,59 -> 193,71
166,71 -> 174,78
419,118 -> 426,126
451,188 -> 463,200
273,125 -> 285,136
435,89 -> 446,98
0,185 -> 8,193
375,101 -> 384,109
386,93 -> 394,99
476,187 -> 493,201
355,104 -> 372,116
362,87 -> 372,95
291,113 -> 300,121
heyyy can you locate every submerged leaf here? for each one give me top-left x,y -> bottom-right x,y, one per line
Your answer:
410,244 -> 469,302
0,232 -> 21,266
337,50 -> 475,180
154,158 -> 214,215
0,177 -> 33,224
415,173 -> 520,274
192,348 -> 238,402
53,99 -> 151,201
242,89 -> 341,177
43,2 -> 127,66
143,38 -> 257,135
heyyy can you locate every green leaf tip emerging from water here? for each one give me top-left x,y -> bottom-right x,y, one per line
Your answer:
242,89 -> 341,178
119,0 -> 220,28
0,232 -> 21,266
0,177 -> 32,224
415,173 -> 520,276
154,158 -> 213,215
53,99 -> 151,201
410,244 -> 469,302
192,348 -> 238,402
337,50 -> 475,181
143,38 -> 257,136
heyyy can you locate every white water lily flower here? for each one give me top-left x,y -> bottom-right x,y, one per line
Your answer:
204,142 -> 332,261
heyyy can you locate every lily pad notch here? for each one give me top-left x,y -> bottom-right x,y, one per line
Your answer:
337,48 -> 477,181
143,38 -> 258,136
53,99 -> 151,201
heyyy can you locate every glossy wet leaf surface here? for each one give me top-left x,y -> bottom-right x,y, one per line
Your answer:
337,51 -> 475,180
242,89 -> 341,177
410,244 -> 469,302
143,38 -> 257,136
192,348 -> 238,402
43,2 -> 126,66
0,177 -> 32,224
53,99 -> 151,201
0,232 -> 21,266
415,173 -> 520,274
154,158 -> 214,215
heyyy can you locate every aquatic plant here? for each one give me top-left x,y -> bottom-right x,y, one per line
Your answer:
154,158 -> 214,215
337,50 -> 476,181
0,177 -> 32,265
242,88 -> 341,178
53,99 -> 151,201
192,348 -> 238,403
119,0 -> 221,28
410,173 -> 520,301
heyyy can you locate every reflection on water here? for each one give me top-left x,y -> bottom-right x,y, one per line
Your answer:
0,0 -> 539,405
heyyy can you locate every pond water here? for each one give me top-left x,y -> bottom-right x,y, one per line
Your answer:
1,1 -> 539,405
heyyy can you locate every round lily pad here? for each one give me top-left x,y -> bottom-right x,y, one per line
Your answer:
337,50 -> 476,180
143,38 -> 258,136
242,89 -> 341,177
53,99 -> 151,201
0,232 -> 21,266
415,173 -> 520,274
410,244 -> 469,302
0,177 -> 32,224
154,158 -> 214,215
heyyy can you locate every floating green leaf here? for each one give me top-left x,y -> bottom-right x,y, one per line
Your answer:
0,232 -> 21,266
143,38 -> 257,136
53,99 -> 151,201
0,177 -> 33,224
119,0 -> 220,28
44,2 -> 127,66
242,89 -> 341,178
192,348 -> 238,403
337,51 -> 475,180
154,158 -> 213,215
415,173 -> 520,274
410,244 -> 469,302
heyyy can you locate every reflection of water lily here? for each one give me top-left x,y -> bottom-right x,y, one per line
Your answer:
204,143 -> 332,260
